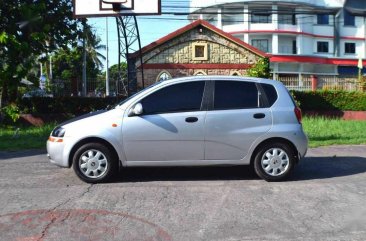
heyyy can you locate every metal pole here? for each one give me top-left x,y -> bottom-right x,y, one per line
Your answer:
49,55 -> 53,80
134,16 -> 145,89
82,21 -> 87,97
116,17 -> 121,97
106,17 -> 110,97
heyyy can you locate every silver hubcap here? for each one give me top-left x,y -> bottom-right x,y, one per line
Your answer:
261,148 -> 290,176
79,149 -> 108,179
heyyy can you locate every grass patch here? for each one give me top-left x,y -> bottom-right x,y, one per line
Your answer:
302,116 -> 366,147
0,124 -> 55,151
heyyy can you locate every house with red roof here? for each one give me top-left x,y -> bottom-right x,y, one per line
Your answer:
131,20 -> 267,88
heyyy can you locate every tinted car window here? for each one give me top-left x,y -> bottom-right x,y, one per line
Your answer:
214,81 -> 259,110
141,81 -> 205,115
260,83 -> 278,106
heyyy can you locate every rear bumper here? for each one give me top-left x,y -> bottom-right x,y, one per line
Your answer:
295,129 -> 308,160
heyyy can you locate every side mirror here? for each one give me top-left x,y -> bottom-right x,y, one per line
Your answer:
129,103 -> 143,116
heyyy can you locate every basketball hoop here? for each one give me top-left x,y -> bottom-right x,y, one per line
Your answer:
102,0 -> 127,11
102,0 -> 127,2
73,0 -> 160,17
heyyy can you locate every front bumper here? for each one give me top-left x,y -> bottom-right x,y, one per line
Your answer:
47,139 -> 69,168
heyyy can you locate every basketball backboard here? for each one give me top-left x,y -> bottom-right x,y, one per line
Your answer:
73,0 -> 161,18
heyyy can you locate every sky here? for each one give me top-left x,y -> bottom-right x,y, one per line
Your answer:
88,0 -> 191,70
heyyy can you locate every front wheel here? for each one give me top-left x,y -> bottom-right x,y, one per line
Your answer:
253,142 -> 296,181
72,143 -> 117,183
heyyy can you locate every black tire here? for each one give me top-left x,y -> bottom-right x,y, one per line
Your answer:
72,142 -> 118,183
253,142 -> 296,182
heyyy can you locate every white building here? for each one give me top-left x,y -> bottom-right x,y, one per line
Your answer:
188,0 -> 366,78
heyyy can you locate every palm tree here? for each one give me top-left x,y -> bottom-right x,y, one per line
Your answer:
81,23 -> 106,96
84,27 -> 106,70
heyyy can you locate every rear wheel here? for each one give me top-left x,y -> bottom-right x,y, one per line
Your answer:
72,143 -> 117,183
253,142 -> 296,181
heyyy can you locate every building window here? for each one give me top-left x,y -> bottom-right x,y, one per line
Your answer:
192,43 -> 208,61
344,10 -> 355,26
317,14 -> 329,25
292,40 -> 297,54
194,70 -> 206,76
251,13 -> 271,24
156,71 -> 171,82
252,39 -> 269,52
278,14 -> 296,25
317,41 -> 329,53
345,43 -> 356,54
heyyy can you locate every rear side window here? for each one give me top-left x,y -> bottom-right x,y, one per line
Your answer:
141,81 -> 205,115
260,83 -> 278,106
214,81 -> 259,110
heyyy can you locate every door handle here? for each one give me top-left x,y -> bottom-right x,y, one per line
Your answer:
185,117 -> 198,123
253,113 -> 265,119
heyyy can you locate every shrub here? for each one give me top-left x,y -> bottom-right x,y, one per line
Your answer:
18,97 -> 125,115
1,103 -> 20,123
291,90 -> 366,111
247,58 -> 271,79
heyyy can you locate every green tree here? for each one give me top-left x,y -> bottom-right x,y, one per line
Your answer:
53,47 -> 99,81
108,63 -> 127,81
247,58 -> 272,79
0,0 -> 81,105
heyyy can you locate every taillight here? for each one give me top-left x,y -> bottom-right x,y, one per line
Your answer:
294,107 -> 302,124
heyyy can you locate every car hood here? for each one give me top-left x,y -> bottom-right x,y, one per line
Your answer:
58,107 -> 125,132
57,109 -> 109,128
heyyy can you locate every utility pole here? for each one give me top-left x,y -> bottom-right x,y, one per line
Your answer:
82,20 -> 87,97
106,17 -> 110,96
49,55 -> 53,81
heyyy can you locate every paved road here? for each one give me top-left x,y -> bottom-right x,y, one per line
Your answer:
0,146 -> 366,241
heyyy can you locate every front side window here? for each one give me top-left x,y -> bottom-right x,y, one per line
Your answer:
345,42 -> 356,54
252,39 -> 269,52
317,14 -> 329,25
214,81 -> 259,110
317,42 -> 329,53
141,81 -> 205,115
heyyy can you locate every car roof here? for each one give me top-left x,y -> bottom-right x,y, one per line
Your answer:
164,75 -> 282,86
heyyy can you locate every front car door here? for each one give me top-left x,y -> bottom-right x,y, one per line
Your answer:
204,80 -> 273,160
122,81 -> 207,163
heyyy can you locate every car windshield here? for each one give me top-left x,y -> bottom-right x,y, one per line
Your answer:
111,81 -> 164,109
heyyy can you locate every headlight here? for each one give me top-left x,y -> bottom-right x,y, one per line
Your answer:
51,127 -> 66,137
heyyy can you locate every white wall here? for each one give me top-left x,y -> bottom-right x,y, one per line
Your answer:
313,25 -> 334,37
301,36 -> 314,55
340,16 -> 365,38
339,40 -> 365,58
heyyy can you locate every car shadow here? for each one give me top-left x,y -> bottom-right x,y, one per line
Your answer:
290,156 -> 366,181
0,149 -> 47,160
113,156 -> 366,183
115,165 -> 258,182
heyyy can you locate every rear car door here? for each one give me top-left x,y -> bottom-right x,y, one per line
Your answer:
204,80 -> 273,160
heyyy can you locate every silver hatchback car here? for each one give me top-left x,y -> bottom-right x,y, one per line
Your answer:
47,76 -> 308,183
